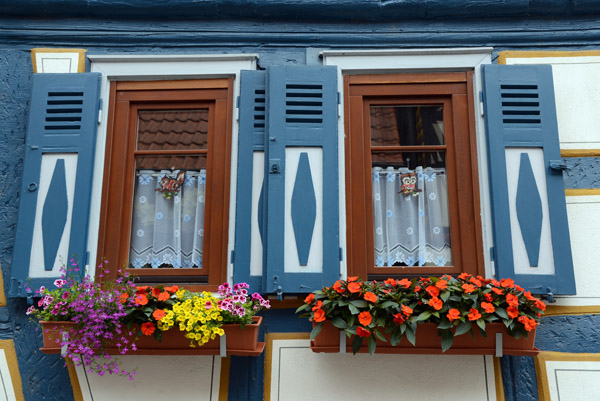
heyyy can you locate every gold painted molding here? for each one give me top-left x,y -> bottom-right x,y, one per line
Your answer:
264,332 -> 310,401
535,351 -> 600,401
493,357 -> 505,401
0,264 -> 7,307
66,362 -> 84,401
498,50 -> 600,64
0,340 -> 25,401
544,305 -> 600,316
30,48 -> 87,73
561,149 -> 600,158
565,188 -> 600,196
219,356 -> 231,401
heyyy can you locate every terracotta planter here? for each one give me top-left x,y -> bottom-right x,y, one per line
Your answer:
39,321 -> 77,351
311,321 -> 538,356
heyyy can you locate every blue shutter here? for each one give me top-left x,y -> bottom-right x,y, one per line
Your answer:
264,66 -> 340,294
233,70 -> 267,291
483,64 -> 576,295
10,73 -> 101,297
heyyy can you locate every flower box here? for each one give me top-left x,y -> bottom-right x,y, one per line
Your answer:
40,316 -> 265,356
311,321 -> 538,356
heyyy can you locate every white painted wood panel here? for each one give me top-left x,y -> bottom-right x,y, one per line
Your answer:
545,360 -> 600,401
34,52 -> 81,73
250,151 -> 264,277
0,350 -> 17,401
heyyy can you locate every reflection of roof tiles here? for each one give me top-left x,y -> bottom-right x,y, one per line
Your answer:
370,107 -> 400,147
137,110 -> 209,151
136,155 -> 208,171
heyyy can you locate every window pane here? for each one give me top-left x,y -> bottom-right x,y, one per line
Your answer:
370,105 -> 444,147
137,109 -> 209,151
372,161 -> 452,268
129,155 -> 207,270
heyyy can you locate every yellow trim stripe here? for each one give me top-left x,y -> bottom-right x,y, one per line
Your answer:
498,50 -> 600,64
565,189 -> 600,196
66,361 -> 84,401
264,333 -> 310,401
561,149 -> 600,158
0,264 -> 7,307
535,351 -> 600,401
219,356 -> 231,401
493,357 -> 505,401
544,305 -> 600,316
0,340 -> 25,401
30,48 -> 87,73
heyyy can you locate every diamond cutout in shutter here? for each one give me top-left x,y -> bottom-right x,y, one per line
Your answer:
291,152 -> 316,266
515,153 -> 543,267
42,159 -> 69,271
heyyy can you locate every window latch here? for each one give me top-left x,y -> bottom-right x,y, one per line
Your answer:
541,287 -> 556,304
273,275 -> 283,301
549,160 -> 572,174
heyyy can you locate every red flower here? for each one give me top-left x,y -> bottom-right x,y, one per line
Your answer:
333,281 -> 345,294
164,285 -> 179,294
484,293 -> 493,302
141,322 -> 155,336
492,287 -> 504,295
384,278 -> 397,286
518,315 -> 537,332
414,286 -> 422,293
136,286 -> 149,294
469,277 -> 482,287
524,291 -> 536,301
500,278 -> 515,288
397,279 -> 411,288
507,306 -> 519,318
304,293 -> 315,304
429,297 -> 443,311
312,300 -> 323,311
348,282 -> 361,294
364,292 -> 377,303
135,294 -> 149,306
313,309 -> 326,323
347,276 -> 358,282
462,284 -> 475,294
435,280 -> 448,290
401,304 -> 413,316
458,273 -> 471,280
152,287 -> 161,298
447,308 -> 461,321
481,302 -> 495,313
425,285 -> 440,297
358,311 -> 372,326
515,285 -> 524,292
119,293 -> 129,304
356,326 -> 371,338
441,275 -> 452,281
534,299 -> 546,311
158,291 -> 170,302
506,294 -> 519,307
468,308 -> 482,321
152,309 -> 166,320
393,313 -> 405,324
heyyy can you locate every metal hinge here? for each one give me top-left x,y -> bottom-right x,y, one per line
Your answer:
273,275 -> 283,301
489,246 -> 496,263
479,91 -> 485,117
549,159 -> 572,174
339,247 -> 343,262
97,98 -> 103,124
230,249 -> 235,264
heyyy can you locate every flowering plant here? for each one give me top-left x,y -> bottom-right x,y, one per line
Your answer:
217,282 -> 271,328
27,259 -> 138,379
297,274 -> 546,354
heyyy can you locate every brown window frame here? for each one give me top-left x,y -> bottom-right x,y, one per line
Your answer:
97,78 -> 234,291
344,72 -> 484,280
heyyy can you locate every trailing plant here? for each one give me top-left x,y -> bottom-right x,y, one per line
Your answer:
297,274 -> 546,354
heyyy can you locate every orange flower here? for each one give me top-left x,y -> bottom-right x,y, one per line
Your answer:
136,286 -> 149,294
429,296 -> 443,311
447,308 -> 461,321
384,278 -> 397,286
141,322 -> 155,336
534,299 -> 546,311
481,302 -> 495,313
507,306 -> 519,318
348,282 -> 361,294
152,287 -> 161,298
435,280 -> 448,290
414,286 -> 422,293
401,304 -> 413,316
313,308 -> 326,322
506,293 -> 519,307
347,276 -> 358,282
484,293 -> 493,302
458,273 -> 471,280
469,277 -> 482,287
518,315 -> 537,332
468,308 -> 482,321
152,309 -> 166,320
164,285 -> 179,294
135,294 -> 149,306
312,300 -> 323,311
304,293 -> 315,304
393,313 -> 405,324
397,279 -> 411,288
462,284 -> 475,293
500,278 -> 515,288
515,285 -> 524,292
358,311 -> 372,326
364,292 -> 377,303
333,281 -> 344,294
524,291 -> 536,301
158,291 -> 170,302
492,287 -> 504,295
491,279 -> 501,287
119,293 -> 129,304
356,326 -> 371,338
441,275 -> 452,281
426,285 -> 440,297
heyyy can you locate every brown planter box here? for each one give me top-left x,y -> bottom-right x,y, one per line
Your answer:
40,316 -> 265,356
40,321 -> 77,352
311,321 -> 538,356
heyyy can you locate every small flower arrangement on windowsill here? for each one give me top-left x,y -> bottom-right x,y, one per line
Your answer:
297,274 -> 546,355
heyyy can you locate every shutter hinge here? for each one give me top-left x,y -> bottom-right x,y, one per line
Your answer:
337,92 -> 342,117
549,160 -> 572,174
339,247 -> 343,262
235,96 -> 240,121
97,98 -> 103,124
84,251 -> 90,268
479,91 -> 485,117
230,249 -> 235,264
236,95 -> 240,109
489,246 -> 496,263
541,287 -> 556,303
8,277 -> 32,299
273,275 -> 283,301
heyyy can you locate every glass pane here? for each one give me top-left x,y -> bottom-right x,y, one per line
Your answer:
137,109 -> 209,151
371,152 -> 452,268
129,155 -> 207,269
370,105 -> 444,147
372,150 -> 446,170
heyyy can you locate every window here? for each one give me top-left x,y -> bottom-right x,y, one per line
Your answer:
344,72 -> 484,280
97,79 -> 234,290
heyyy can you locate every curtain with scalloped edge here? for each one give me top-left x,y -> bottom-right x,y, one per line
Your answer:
129,170 -> 205,269
373,166 -> 452,267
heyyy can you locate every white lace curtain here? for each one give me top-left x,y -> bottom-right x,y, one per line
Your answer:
129,170 -> 206,269
373,166 -> 452,267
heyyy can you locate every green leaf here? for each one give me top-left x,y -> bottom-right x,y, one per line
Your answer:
476,319 -> 486,331
352,335 -> 363,354
503,319 -> 512,328
332,317 -> 348,329
368,335 -> 377,355
348,304 -> 360,315
437,320 -> 453,330
153,330 -> 163,343
441,330 -> 454,353
295,304 -> 309,313
495,308 -> 509,319
310,323 -> 323,340
455,321 -> 472,336
374,329 -> 387,343
405,326 -> 416,346
380,301 -> 399,309
440,291 -> 450,302
350,300 -> 368,308
338,300 -> 349,306
416,311 -> 432,321
390,327 -> 403,346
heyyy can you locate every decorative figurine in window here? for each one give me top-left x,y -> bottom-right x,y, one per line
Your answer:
399,172 -> 421,196
156,170 -> 185,199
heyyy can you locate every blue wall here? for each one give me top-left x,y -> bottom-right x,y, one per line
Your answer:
1,14 -> 600,400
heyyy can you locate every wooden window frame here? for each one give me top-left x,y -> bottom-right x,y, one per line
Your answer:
97,78 -> 234,291
344,72 -> 484,280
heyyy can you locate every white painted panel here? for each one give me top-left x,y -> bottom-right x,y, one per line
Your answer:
555,196 -> 600,306
35,52 -> 80,73
268,338 -> 496,401
504,148 -> 555,275
545,360 -> 600,401
250,151 -> 264,276
29,154 -> 78,278
504,56 -> 600,149
75,355 -> 221,401
0,350 -> 17,401
284,148 -> 323,273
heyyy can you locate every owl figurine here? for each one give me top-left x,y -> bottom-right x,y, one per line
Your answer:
156,170 -> 186,199
400,172 -> 421,196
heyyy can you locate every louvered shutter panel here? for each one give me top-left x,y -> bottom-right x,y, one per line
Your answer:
264,66 -> 340,294
482,64 -> 575,295
10,73 -> 101,297
233,70 -> 267,291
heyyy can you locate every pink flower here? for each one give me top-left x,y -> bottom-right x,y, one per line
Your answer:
54,279 -> 66,288
26,306 -> 35,315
